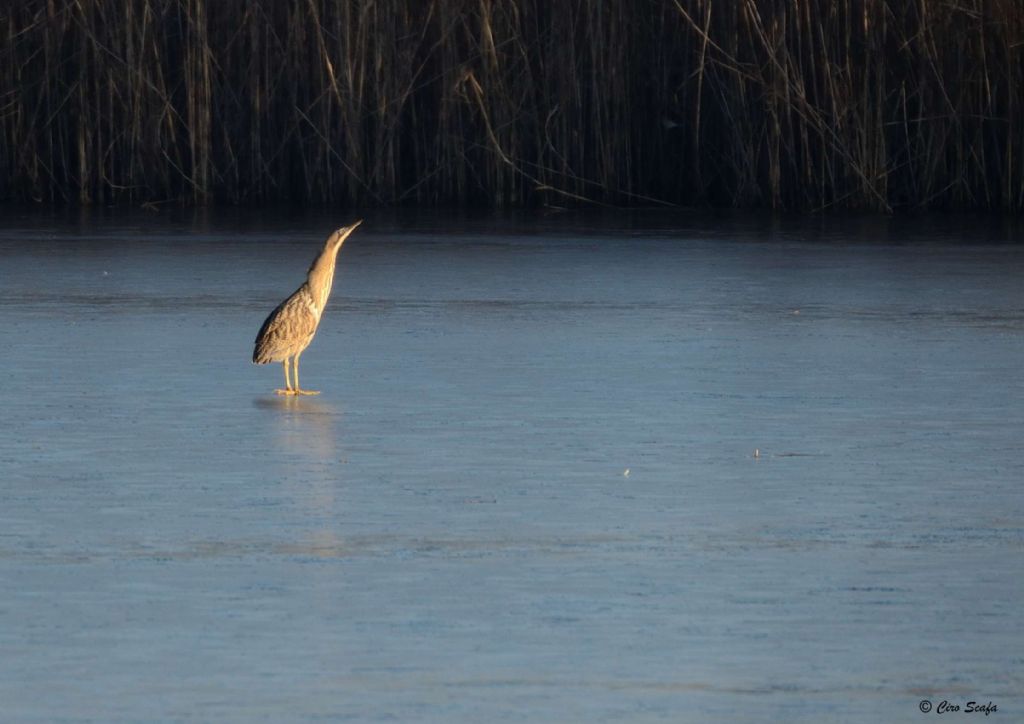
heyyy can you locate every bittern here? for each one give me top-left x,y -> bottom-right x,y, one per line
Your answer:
253,221 -> 362,395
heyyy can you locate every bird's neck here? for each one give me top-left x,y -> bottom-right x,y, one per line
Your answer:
307,251 -> 338,311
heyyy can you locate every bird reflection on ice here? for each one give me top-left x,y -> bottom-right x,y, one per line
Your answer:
253,395 -> 339,459
253,395 -> 342,517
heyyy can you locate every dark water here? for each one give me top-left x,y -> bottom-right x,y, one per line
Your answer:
1,209 -> 1022,722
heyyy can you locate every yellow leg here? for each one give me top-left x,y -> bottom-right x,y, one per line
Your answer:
275,358 -> 295,395
293,352 -> 319,395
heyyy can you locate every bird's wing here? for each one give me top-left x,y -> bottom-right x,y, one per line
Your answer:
252,287 -> 320,363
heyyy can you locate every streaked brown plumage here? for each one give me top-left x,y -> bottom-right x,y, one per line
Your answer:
253,221 -> 362,395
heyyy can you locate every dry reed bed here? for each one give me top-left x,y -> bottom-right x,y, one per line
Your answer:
1,0 -> 1022,210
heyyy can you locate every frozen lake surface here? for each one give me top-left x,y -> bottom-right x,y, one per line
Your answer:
1,209 -> 1022,721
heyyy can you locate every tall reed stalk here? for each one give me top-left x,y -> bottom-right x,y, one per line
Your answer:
1,0 -> 1022,210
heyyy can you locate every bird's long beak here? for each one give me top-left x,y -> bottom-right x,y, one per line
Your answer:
329,219 -> 363,251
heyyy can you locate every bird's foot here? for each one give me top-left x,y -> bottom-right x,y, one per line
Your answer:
294,389 -> 320,396
274,388 -> 297,396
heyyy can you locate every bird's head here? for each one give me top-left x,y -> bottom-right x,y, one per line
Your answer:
325,219 -> 363,254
